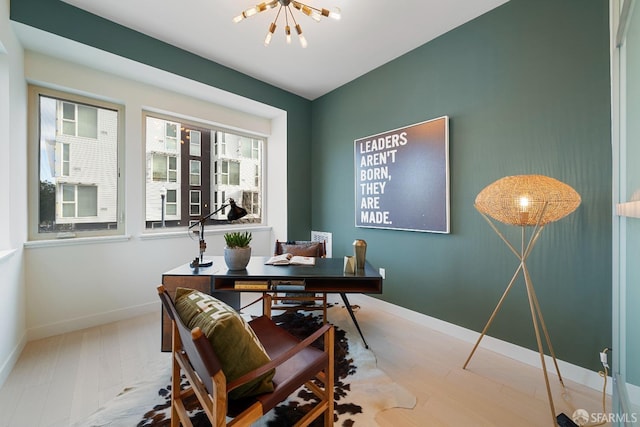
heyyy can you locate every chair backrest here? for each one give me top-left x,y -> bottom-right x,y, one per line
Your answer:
274,240 -> 326,258
157,286 -> 223,394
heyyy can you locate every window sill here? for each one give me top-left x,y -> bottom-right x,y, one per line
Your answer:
138,224 -> 271,240
0,249 -> 18,263
24,235 -> 132,248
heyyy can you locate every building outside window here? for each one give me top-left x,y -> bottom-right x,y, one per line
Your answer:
28,86 -> 124,240
144,114 -> 263,228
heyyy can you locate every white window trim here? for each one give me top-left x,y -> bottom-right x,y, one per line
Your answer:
27,85 -> 125,241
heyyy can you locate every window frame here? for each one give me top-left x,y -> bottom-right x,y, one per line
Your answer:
27,85 -> 125,241
190,159 -> 201,186
189,129 -> 201,157
142,110 -> 265,230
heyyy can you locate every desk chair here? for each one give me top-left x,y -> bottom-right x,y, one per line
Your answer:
267,240 -> 328,321
157,285 -> 335,427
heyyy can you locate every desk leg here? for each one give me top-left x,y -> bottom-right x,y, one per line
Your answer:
340,293 -> 369,349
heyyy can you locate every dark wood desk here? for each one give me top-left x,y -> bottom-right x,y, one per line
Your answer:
161,256 -> 383,351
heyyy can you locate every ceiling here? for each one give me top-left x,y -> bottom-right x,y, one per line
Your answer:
54,0 -> 508,100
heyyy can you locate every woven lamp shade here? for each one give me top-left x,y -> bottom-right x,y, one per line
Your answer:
475,175 -> 581,226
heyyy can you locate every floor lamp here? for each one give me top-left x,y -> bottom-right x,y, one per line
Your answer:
463,175 -> 581,426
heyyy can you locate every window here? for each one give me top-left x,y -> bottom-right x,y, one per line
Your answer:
29,86 -> 124,240
61,143 -> 70,176
165,122 -> 178,151
61,101 -> 98,138
190,160 -> 201,186
216,132 -> 227,156
218,160 -> 240,186
152,155 -> 177,182
166,189 -> 177,215
239,138 -> 261,160
144,113 -> 263,228
190,190 -> 201,216
189,130 -> 201,156
242,191 -> 261,216
62,184 -> 98,217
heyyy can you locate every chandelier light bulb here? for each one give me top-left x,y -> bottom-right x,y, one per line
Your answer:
264,22 -> 277,46
296,24 -> 308,48
245,6 -> 259,17
285,25 -> 292,44
300,5 -> 321,21
322,7 -> 341,20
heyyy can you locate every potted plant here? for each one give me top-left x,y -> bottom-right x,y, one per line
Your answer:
223,231 -> 252,270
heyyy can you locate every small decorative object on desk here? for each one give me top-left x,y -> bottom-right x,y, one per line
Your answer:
343,255 -> 355,274
353,239 -> 367,271
223,231 -> 252,270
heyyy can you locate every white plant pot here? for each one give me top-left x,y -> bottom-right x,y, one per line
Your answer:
224,246 -> 252,270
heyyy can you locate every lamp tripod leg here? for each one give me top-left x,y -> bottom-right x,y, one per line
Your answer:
522,262 -> 557,426
523,264 -> 565,387
463,263 -> 523,370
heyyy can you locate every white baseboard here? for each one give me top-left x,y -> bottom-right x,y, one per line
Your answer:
346,294 -> 631,401
27,301 -> 160,341
0,332 -> 27,390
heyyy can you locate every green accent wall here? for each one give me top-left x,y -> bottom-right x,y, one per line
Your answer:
10,0 -> 313,239
311,0 -> 611,371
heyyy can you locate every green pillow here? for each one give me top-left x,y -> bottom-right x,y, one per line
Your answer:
174,288 -> 275,400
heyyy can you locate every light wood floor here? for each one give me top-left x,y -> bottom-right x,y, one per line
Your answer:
0,295 -> 612,427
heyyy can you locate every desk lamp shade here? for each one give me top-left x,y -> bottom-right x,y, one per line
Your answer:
227,199 -> 248,221
475,175 -> 581,226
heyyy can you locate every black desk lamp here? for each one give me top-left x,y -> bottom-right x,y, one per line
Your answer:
188,198 -> 247,268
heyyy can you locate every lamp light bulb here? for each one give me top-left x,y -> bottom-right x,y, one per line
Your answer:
518,196 -> 530,225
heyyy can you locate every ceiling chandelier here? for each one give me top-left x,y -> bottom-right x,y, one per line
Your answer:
233,0 -> 341,48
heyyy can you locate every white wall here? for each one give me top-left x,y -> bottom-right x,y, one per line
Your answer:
20,44 -> 288,340
0,0 -> 28,386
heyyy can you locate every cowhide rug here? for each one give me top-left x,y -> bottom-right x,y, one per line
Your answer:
73,305 -> 415,426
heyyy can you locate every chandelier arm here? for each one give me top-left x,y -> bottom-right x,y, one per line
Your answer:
288,5 -> 300,27
273,4 -> 283,22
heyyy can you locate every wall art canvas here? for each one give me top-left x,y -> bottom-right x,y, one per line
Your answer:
354,116 -> 449,233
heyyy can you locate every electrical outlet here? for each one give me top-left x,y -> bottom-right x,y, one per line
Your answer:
379,268 -> 386,279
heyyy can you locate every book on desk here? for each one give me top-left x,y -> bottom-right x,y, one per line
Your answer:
264,253 -> 316,266
233,280 -> 270,290
233,279 -> 307,291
